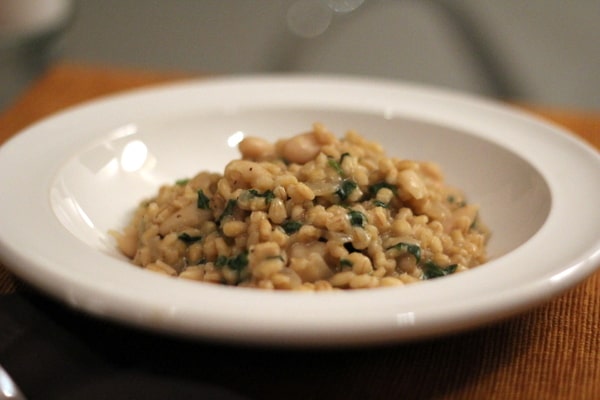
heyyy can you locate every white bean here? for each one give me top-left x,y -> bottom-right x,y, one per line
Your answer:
238,137 -> 275,160
281,133 -> 321,164
398,169 -> 427,199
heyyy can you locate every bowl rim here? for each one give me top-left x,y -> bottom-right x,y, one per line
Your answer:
0,74 -> 599,347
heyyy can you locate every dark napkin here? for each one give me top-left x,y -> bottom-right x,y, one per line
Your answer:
0,291 -> 249,400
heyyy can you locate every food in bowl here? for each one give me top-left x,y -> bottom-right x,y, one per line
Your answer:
112,123 -> 489,290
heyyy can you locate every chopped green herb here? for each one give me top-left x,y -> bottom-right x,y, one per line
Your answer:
335,179 -> 358,201
178,233 -> 202,244
340,259 -> 353,268
470,215 -> 479,230
344,242 -> 359,253
369,182 -> 397,196
246,189 -> 275,205
327,153 -> 351,177
215,252 -> 249,271
215,255 -> 228,267
388,242 -> 422,263
372,200 -> 388,208
348,210 -> 367,227
197,189 -> 210,209
227,252 -> 249,271
423,262 -> 457,279
281,220 -> 302,235
219,199 -> 237,221
327,157 -> 344,176
447,195 -> 467,207
175,178 -> 190,186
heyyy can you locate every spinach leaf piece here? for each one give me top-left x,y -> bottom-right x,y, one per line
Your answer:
327,153 -> 351,177
335,179 -> 358,201
447,195 -> 466,207
372,200 -> 389,208
197,189 -> 211,209
327,157 -> 344,177
177,233 -> 202,244
215,255 -> 228,267
423,262 -> 457,279
215,252 -> 249,271
348,210 -> 367,227
246,189 -> 275,205
227,252 -> 249,271
218,199 -> 237,221
388,242 -> 422,263
281,220 -> 302,235
469,214 -> 479,230
368,182 -> 397,197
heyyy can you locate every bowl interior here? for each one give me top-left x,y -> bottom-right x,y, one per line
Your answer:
50,107 -> 552,264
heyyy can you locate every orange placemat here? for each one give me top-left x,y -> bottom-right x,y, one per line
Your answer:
0,62 -> 599,399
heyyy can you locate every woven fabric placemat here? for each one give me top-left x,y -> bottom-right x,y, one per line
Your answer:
0,63 -> 599,399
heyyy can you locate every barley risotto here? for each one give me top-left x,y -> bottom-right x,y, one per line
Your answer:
113,124 -> 489,290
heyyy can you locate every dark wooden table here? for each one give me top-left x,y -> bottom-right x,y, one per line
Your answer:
1,63 -> 599,399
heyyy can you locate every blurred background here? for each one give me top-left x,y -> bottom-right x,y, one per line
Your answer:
1,0 -> 599,112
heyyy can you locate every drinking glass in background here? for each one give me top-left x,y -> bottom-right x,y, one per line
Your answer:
0,0 -> 73,110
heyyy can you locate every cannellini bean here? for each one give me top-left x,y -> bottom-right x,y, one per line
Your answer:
398,169 -> 427,199
238,137 -> 275,160
280,133 -> 321,164
288,242 -> 332,282
289,254 -> 332,282
450,204 -> 479,231
289,241 -> 325,259
159,204 -> 211,235
224,160 -> 274,191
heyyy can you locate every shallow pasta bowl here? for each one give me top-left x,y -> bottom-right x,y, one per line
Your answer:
0,76 -> 599,347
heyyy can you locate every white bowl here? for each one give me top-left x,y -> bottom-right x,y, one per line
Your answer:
0,75 -> 599,346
